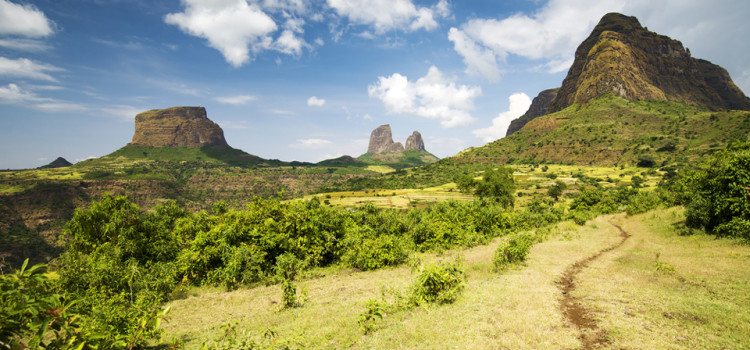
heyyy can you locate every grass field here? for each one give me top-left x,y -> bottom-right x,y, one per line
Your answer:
159,207 -> 749,349
301,164 -> 662,210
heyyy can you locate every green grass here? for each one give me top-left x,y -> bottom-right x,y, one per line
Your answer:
444,95 -> 750,168
159,208 -> 750,349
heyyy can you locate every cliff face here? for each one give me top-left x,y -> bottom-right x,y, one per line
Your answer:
405,131 -> 426,151
549,13 -> 750,113
367,124 -> 403,154
506,88 -> 559,136
129,107 -> 229,148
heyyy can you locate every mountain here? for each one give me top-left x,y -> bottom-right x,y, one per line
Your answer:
506,88 -> 559,136
550,12 -> 750,112
359,124 -> 438,169
507,13 -> 750,137
448,12 -> 750,168
405,131 -> 426,151
39,157 -> 73,169
366,124 -> 404,153
129,107 -> 228,148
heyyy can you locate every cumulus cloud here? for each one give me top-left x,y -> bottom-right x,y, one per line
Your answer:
0,57 -> 62,81
215,94 -> 256,105
449,0 -> 625,80
307,96 -> 326,106
0,0 -> 55,37
368,66 -> 481,128
473,93 -> 532,143
448,28 -> 502,82
165,0 -> 278,67
327,0 -> 449,34
289,138 -> 332,149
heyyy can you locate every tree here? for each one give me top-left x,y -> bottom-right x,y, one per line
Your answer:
474,167 -> 516,208
679,142 -> 750,239
547,180 -> 567,201
456,174 -> 477,194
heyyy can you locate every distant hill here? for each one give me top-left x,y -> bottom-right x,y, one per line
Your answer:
357,124 -> 438,169
39,157 -> 72,169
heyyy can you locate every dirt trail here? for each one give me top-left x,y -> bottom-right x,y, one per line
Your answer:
559,219 -> 630,349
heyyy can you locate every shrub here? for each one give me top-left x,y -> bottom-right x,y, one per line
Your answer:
626,190 -> 662,216
410,261 -> 465,305
358,300 -> 385,334
493,233 -> 535,270
341,226 -> 409,270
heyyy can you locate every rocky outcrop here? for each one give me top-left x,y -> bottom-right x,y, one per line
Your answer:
549,13 -> 750,113
506,88 -> 559,136
129,107 -> 229,148
367,124 -> 399,154
405,131 -> 426,151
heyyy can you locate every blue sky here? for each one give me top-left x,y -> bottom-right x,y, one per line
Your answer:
1,0 -> 749,169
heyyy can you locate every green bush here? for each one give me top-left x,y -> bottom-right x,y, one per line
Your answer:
493,233 -> 535,270
410,261 -> 465,305
626,190 -> 662,216
677,142 -> 750,239
341,225 -> 409,270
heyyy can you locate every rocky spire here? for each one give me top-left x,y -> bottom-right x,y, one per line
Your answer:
405,131 -> 425,151
367,124 -> 404,153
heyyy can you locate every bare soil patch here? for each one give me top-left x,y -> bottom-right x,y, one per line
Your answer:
559,221 -> 630,349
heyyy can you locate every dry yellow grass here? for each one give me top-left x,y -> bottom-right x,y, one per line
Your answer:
575,207 -> 750,349
160,208 -> 750,349
161,215 -> 623,349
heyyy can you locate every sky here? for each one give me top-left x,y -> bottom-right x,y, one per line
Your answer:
1,0 -> 749,169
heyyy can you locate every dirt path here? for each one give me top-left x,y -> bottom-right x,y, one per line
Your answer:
559,219 -> 630,349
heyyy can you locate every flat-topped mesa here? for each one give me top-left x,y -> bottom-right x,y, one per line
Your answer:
129,106 -> 229,148
548,12 -> 750,113
405,131 -> 425,151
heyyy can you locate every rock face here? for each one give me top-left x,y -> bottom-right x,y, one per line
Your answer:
506,88 -> 559,136
548,13 -> 750,113
129,107 -> 229,148
405,131 -> 426,151
367,124 -> 403,153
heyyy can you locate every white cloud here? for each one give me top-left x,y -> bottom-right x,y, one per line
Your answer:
261,0 -> 308,14
165,0 -> 278,67
448,28 -> 502,81
275,29 -> 307,55
362,113 -> 373,121
449,0 -> 625,80
215,94 -> 256,104
0,0 -> 55,37
0,83 -> 42,103
327,0 -> 449,34
289,138 -> 332,149
0,83 -> 88,112
0,56 -> 63,82
368,66 -> 481,128
0,38 -> 50,52
307,96 -> 326,106
473,93 -> 532,143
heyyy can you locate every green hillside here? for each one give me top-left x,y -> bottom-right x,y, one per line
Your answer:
451,95 -> 750,167
357,150 -> 439,170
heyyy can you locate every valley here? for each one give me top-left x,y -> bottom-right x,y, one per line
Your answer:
2,9 -> 750,350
